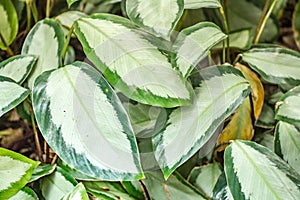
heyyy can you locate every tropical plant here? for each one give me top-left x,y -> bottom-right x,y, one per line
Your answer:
1,0 -> 300,199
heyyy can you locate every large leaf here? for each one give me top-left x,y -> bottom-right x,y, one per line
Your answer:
0,55 -> 37,84
173,22 -> 226,78
61,183 -> 89,200
0,0 -> 18,50
153,65 -> 250,178
242,46 -> 300,86
275,85 -> 300,127
0,76 -> 30,117
275,121 -> 300,174
126,0 -> 184,39
224,140 -> 300,200
21,18 -> 64,88
74,14 -> 192,108
8,187 -> 38,200
32,61 -> 143,181
0,148 -> 39,199
293,1 -> 300,49
184,0 -> 221,9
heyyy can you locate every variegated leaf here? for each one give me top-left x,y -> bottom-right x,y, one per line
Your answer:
0,148 -> 39,199
153,65 -> 250,178
0,76 -> 30,117
126,0 -> 184,39
29,164 -> 56,182
173,22 -> 226,78
275,85 -> 300,127
74,14 -> 192,108
242,46 -> 300,86
275,121 -> 300,174
212,173 -> 234,200
22,18 -> 64,88
0,0 -> 18,50
225,140 -> 300,200
56,11 -> 87,29
8,187 -> 38,200
214,29 -> 252,50
184,0 -> 221,9
0,55 -> 37,84
32,62 -> 143,181
61,183 -> 89,200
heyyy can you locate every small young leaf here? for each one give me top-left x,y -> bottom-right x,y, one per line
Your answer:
225,140 -> 300,200
275,121 -> 300,174
61,183 -> 89,200
126,0 -> 184,39
8,187 -> 38,200
184,0 -> 221,9
0,55 -> 37,84
0,148 -> 39,199
153,65 -> 250,179
0,76 -> 30,117
32,62 -> 143,181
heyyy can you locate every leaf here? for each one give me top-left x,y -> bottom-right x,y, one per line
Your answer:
121,181 -> 145,199
256,103 -> 275,128
212,173 -> 234,200
0,148 -> 39,199
61,183 -> 89,200
254,130 -> 275,151
32,61 -> 143,181
153,65 -> 250,178
0,55 -> 37,84
188,163 -> 222,197
293,1 -> 300,49
74,14 -> 192,108
8,187 -> 38,200
55,11 -> 87,29
242,46 -> 300,86
214,29 -> 252,50
21,18 -> 64,89
0,76 -> 30,117
173,22 -> 226,78
224,140 -> 300,200
184,0 -> 221,9
126,0 -> 184,39
39,167 -> 77,200
29,164 -> 56,183
0,0 -> 18,50
142,171 -> 207,200
66,0 -> 80,7
275,85 -> 300,127
275,121 -> 300,174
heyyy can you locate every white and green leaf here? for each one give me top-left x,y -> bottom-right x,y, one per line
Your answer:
0,0 -> 18,50
0,55 -> 37,84
0,76 -> 30,117
61,183 -> 89,200
8,187 -> 38,200
126,0 -> 184,39
275,85 -> 300,127
21,18 -> 64,89
29,164 -> 56,183
184,0 -> 221,9
74,14 -> 192,108
188,163 -> 222,197
56,11 -> 87,29
173,22 -> 226,78
275,121 -> 300,174
153,65 -> 250,178
224,140 -> 300,200
242,46 -> 300,86
32,62 -> 143,181
0,148 -> 39,199
214,29 -> 252,50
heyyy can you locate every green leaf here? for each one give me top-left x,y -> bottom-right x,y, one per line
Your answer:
121,181 -> 144,199
66,0 -> 80,7
173,22 -> 226,78
39,167 -> 77,200
275,121 -> 300,174
74,14 -> 192,108
29,164 -> 56,183
214,29 -> 252,50
126,0 -> 184,39
0,148 -> 39,199
275,85 -> 300,127
293,1 -> 300,49
256,103 -> 275,128
143,171 -> 206,200
184,0 -> 221,9
242,46 -> 300,85
224,140 -> 300,200
32,61 -> 143,181
0,76 -> 30,117
55,11 -> 87,29
153,65 -> 250,178
8,187 -> 38,200
0,55 -> 37,84
21,18 -> 64,89
188,163 -> 222,197
61,183 -> 89,200
0,0 -> 18,50
212,173 -> 233,200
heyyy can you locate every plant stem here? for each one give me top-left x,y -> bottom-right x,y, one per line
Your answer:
30,108 -> 43,162
0,32 -> 14,56
219,5 -> 230,63
61,25 -> 74,63
46,0 -> 51,18
253,0 -> 278,44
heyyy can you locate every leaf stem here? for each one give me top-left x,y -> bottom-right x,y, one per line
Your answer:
61,25 -> 74,64
46,0 -> 51,18
30,107 -> 43,162
253,0 -> 278,44
25,0 -> 32,32
219,4 -> 230,63
0,32 -> 14,56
